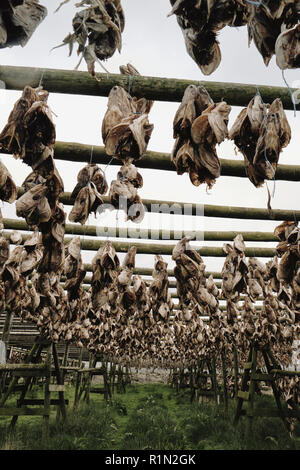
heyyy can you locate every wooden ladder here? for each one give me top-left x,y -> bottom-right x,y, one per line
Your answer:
233,343 -> 300,443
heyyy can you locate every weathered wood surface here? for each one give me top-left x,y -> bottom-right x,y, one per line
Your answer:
0,363 -> 46,371
2,140 -> 300,181
0,407 -> 49,416
13,187 -> 300,221
3,217 -> 280,242
0,66 -> 298,110
270,369 -> 300,377
2,230 -> 277,257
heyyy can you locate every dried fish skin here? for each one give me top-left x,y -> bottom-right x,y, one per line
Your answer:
0,1 -> 47,49
247,7 -> 282,66
21,171 -> 46,192
104,113 -> 153,161
71,164 -> 108,199
230,95 -> 290,188
191,143 -> 221,189
192,101 -> 231,145
183,30 -> 221,76
23,145 -> 55,180
173,85 -> 200,139
20,245 -> 43,276
102,86 -> 134,143
275,23 -> 300,69
253,114 -> 281,183
269,98 -> 291,149
23,99 -> 56,148
56,1 -> 125,76
117,162 -> 143,189
173,140 -> 196,175
69,183 -> 103,225
274,220 -> 297,242
0,236 -> 10,268
38,238 -> 65,274
0,86 -> 38,156
0,160 -> 17,203
16,183 -> 51,226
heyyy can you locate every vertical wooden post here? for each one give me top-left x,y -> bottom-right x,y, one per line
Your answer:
1,307 -> 14,350
43,345 -> 52,441
246,346 -> 257,444
261,348 -> 290,433
1,306 -> 13,392
73,349 -> 83,409
0,341 -> 40,407
233,347 -> 239,401
52,343 -> 67,423
233,346 -> 253,426
62,343 -> 69,383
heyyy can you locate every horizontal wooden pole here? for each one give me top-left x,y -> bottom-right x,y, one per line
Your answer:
0,363 -> 46,371
2,230 -> 277,257
0,407 -> 49,416
5,139 -> 300,182
270,369 -> 300,377
19,399 -> 69,406
3,218 -> 279,242
0,65 -> 298,110
15,187 -> 300,222
53,142 -> 300,181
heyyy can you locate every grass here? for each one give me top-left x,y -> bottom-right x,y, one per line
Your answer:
0,383 -> 300,450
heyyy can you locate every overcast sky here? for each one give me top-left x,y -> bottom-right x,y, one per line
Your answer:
0,0 -> 299,280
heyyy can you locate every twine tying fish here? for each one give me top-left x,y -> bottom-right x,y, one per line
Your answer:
282,70 -> 297,118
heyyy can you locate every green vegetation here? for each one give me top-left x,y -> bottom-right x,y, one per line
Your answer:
0,383 -> 299,450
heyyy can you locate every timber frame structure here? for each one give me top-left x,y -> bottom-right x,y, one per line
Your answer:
0,65 -> 299,436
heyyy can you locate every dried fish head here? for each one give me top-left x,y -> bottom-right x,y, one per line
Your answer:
117,162 -> 143,188
275,23 -> 300,70
102,86 -> 134,143
274,220 -> 297,242
20,245 -> 43,276
16,183 -> 51,226
5,1 -> 47,48
0,161 -> 17,203
22,171 -> 46,192
173,140 -> 196,175
122,245 -> 136,269
0,236 -> 9,267
127,194 -> 145,223
173,84 -> 199,139
24,99 -> 56,147
67,236 -> 81,260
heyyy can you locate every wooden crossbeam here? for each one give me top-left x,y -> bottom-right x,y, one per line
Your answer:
0,65 -> 298,110
3,217 -> 281,242
1,230 -> 277,257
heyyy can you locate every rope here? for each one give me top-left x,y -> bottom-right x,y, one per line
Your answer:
244,0 -> 262,5
282,70 -> 297,118
38,68 -> 46,89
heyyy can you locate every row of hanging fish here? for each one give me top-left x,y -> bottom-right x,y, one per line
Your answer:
1,227 -> 299,410
168,0 -> 256,75
0,0 -> 47,49
229,94 -> 291,188
168,0 -> 299,74
68,64 -> 152,225
171,84 -> 231,189
0,85 -> 71,342
248,0 -> 300,70
54,0 -> 125,76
